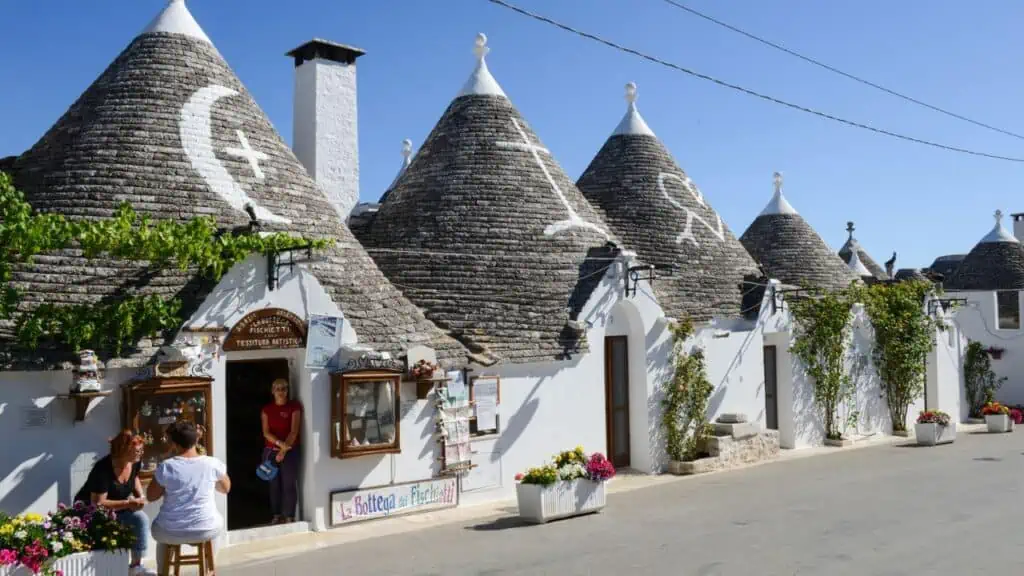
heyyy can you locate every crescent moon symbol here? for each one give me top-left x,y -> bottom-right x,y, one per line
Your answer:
179,84 -> 291,224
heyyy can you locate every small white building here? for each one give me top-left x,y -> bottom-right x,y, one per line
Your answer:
941,210 -> 1024,409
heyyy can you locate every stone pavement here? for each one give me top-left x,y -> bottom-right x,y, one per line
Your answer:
217,426 -> 1024,575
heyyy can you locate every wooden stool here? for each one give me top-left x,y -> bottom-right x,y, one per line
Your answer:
162,540 -> 215,576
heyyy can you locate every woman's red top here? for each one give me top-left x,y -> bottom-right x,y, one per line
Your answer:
262,400 -> 302,449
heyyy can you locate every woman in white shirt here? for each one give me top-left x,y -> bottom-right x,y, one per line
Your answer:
146,420 -> 231,574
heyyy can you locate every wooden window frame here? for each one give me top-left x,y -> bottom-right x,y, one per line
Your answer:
331,370 -> 402,459
122,377 -> 214,482
468,375 -> 501,437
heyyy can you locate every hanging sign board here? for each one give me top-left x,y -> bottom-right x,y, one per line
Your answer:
306,314 -> 343,369
223,308 -> 307,352
330,477 -> 458,526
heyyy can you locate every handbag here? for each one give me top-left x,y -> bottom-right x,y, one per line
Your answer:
256,455 -> 279,482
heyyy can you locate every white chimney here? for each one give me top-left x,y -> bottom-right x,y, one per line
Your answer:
1013,213 -> 1024,243
287,39 -> 365,219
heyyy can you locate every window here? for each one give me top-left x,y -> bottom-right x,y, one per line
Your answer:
331,370 -> 401,458
997,291 -> 1020,330
122,377 -> 214,480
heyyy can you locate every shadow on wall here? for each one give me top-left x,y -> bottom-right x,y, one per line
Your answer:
646,329 -> 672,471
187,255 -> 279,329
491,374 -> 549,464
0,371 -> 127,516
792,360 -> 825,447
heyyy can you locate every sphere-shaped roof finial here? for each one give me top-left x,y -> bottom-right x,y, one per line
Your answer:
995,209 -> 1004,223
401,138 -> 413,159
625,82 -> 638,104
474,33 -> 490,61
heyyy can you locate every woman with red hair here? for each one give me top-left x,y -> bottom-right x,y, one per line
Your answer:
75,430 -> 152,575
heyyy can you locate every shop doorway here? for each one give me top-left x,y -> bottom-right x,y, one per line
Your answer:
225,358 -> 291,531
604,336 -> 631,468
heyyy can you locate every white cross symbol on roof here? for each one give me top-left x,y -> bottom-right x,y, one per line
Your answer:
224,129 -> 269,180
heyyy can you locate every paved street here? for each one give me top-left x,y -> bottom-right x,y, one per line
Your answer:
223,431 -> 1024,576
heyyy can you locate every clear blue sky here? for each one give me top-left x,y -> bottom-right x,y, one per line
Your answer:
2,1 -> 1022,269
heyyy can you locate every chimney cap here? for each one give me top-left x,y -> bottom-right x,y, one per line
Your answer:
1011,212 -> 1024,220
287,38 -> 365,67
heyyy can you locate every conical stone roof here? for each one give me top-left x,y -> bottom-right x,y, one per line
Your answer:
365,34 -> 618,364
3,0 -> 465,368
739,173 -> 860,291
838,221 -> 886,280
576,83 -> 759,321
946,210 -> 1024,291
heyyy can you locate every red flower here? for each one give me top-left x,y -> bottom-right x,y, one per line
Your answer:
514,473 -> 524,481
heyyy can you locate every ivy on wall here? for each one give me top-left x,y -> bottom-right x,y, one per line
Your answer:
0,172 -> 330,357
963,340 -> 1005,418
661,318 -> 715,462
858,280 -> 942,432
788,287 -> 858,441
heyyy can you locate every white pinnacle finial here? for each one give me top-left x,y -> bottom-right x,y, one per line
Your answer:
759,171 -> 798,216
611,81 -> 655,137
401,138 -> 413,160
458,32 -> 506,97
143,0 -> 212,44
981,208 -> 1018,243
474,33 -> 490,61
625,82 -> 638,104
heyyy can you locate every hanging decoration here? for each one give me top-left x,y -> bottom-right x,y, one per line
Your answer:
435,372 -> 474,476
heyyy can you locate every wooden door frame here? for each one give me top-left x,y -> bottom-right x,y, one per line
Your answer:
604,335 -> 630,467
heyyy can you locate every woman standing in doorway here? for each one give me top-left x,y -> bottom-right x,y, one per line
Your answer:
261,378 -> 302,524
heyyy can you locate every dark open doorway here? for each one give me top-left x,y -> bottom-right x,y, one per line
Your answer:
763,345 -> 779,431
226,358 -> 291,531
605,336 -> 631,468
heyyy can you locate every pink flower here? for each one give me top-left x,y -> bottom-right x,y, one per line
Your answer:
514,473 -> 524,481
0,549 -> 18,565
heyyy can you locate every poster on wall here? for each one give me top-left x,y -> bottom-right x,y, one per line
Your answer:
306,314 -> 343,369
330,477 -> 458,526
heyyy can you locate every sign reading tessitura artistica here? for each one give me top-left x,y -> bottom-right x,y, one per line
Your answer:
223,308 -> 307,352
330,478 -> 458,526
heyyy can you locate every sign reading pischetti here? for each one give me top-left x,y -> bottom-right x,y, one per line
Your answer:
330,478 -> 458,526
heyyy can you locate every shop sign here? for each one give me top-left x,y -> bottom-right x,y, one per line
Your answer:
330,477 -> 458,526
223,308 -> 307,352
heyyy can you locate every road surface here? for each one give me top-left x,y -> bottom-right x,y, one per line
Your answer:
223,430 -> 1024,575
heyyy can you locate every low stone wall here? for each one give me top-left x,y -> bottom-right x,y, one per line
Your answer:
668,416 -> 780,475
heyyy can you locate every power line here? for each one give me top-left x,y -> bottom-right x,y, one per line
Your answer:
658,0 -> 1024,141
484,0 -> 1024,163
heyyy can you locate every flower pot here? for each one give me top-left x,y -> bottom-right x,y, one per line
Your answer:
515,479 -> 606,523
0,550 -> 130,576
915,422 -> 956,446
986,414 -> 1014,433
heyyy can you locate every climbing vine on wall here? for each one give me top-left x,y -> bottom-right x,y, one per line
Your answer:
0,172 -> 330,357
661,318 -> 715,462
788,288 -> 857,441
963,340 -> 1005,418
858,280 -> 941,432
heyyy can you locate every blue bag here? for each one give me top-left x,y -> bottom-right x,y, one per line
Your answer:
256,457 -> 279,482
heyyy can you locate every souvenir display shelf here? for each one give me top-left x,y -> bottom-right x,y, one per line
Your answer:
331,370 -> 402,459
122,377 -> 214,480
435,385 -> 475,476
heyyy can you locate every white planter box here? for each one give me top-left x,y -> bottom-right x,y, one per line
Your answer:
0,550 -> 130,576
516,479 -> 607,523
986,414 -> 1015,433
915,422 -> 956,446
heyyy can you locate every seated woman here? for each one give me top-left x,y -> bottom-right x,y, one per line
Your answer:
146,420 -> 231,574
75,430 -> 151,575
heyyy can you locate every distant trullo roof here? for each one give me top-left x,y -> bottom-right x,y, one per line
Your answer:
3,0 -> 465,368
364,34 -> 618,365
838,221 -> 886,280
739,173 -> 860,291
348,138 -> 414,243
576,83 -> 760,321
945,210 -> 1024,291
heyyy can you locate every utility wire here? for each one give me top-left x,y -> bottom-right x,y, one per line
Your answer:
484,0 -> 1024,163
658,0 -> 1024,141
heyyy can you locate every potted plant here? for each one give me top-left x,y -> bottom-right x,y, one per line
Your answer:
410,359 -> 441,399
514,446 -> 615,524
0,504 -> 133,576
914,410 -> 955,446
982,401 -> 1014,433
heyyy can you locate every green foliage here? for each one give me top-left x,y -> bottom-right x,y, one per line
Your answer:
661,318 -> 716,462
0,171 -> 330,357
964,340 -> 1005,418
789,289 -> 857,440
857,280 -> 941,432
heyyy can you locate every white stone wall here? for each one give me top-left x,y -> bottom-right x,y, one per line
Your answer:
292,58 -> 360,219
948,290 -> 1024,406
